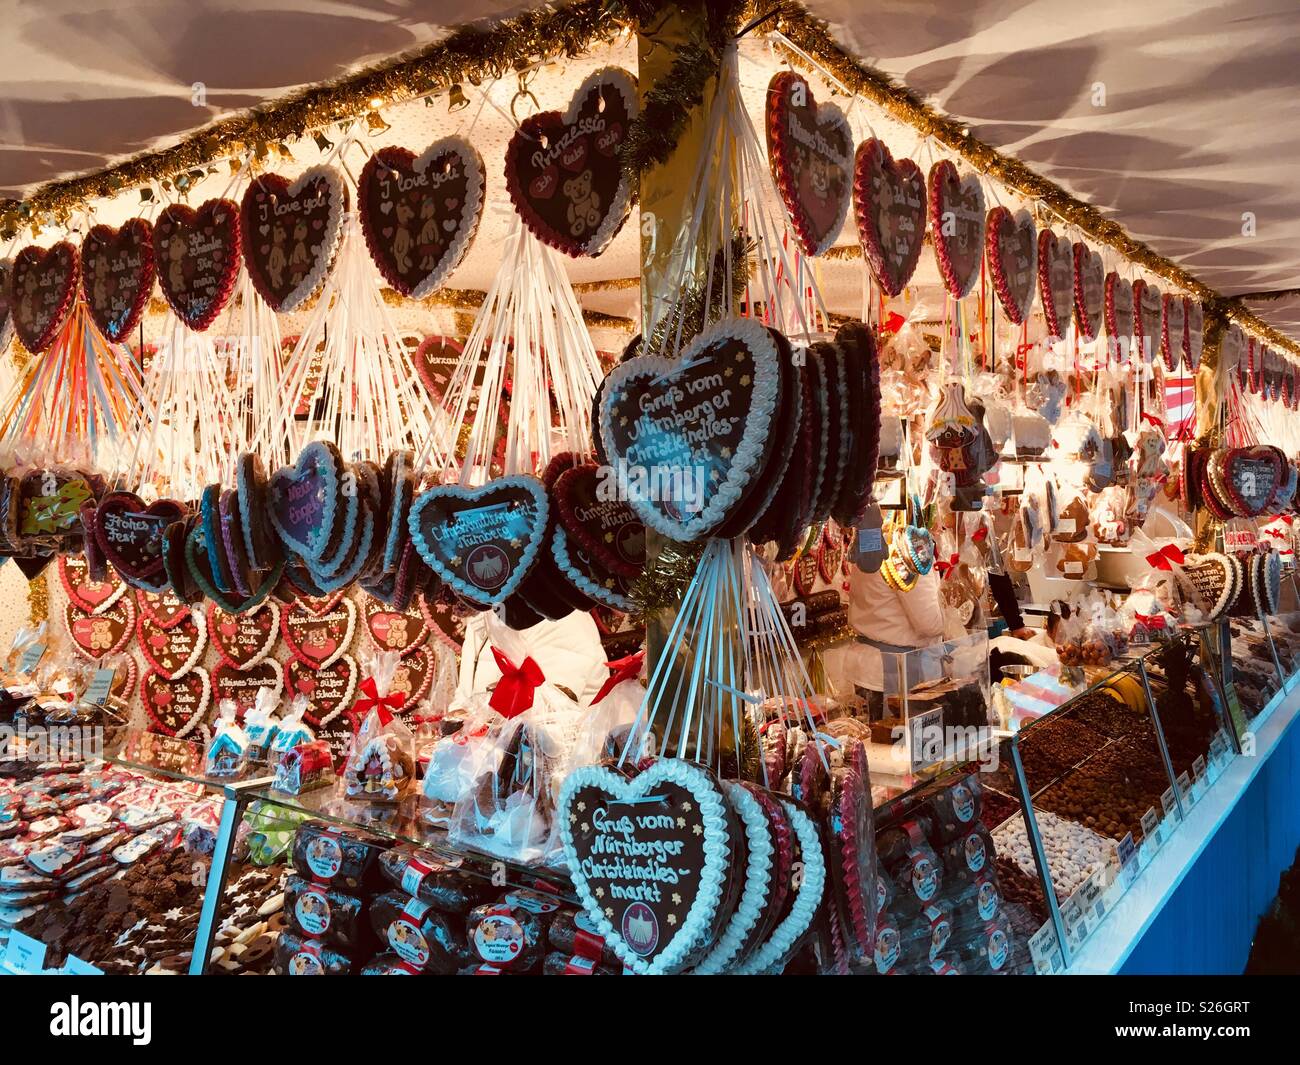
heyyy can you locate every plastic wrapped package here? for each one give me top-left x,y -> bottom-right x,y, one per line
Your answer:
369,889 -> 467,973
463,898 -> 549,973
926,775 -> 983,844
290,820 -> 388,893
376,844 -> 490,914
342,653 -> 418,804
285,873 -> 369,951
878,819 -> 943,919
420,696 -> 505,805
242,688 -> 280,763
894,899 -> 954,972
937,824 -> 995,890
273,930 -> 353,975
953,909 -> 1016,974
204,701 -> 249,779
543,950 -> 619,975
546,908 -> 622,970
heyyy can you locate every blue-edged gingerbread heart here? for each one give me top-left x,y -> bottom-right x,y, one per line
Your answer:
598,317 -> 782,542
407,475 -> 548,607
267,441 -> 344,563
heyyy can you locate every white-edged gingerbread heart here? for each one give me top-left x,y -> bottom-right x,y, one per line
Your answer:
58,554 -> 125,615
1037,229 -> 1075,340
142,666 -> 211,739
209,599 -> 280,669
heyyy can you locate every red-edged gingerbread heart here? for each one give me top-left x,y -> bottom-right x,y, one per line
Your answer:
363,596 -> 429,657
137,609 -> 206,680
927,161 -> 984,298
852,138 -> 926,297
135,586 -> 190,630
80,220 -> 155,341
359,138 -> 485,297
1184,299 -> 1203,371
209,600 -> 280,670
10,242 -> 80,352
0,258 -> 14,352
240,166 -> 347,311
142,667 -> 211,739
1037,229 -> 1075,340
58,554 -> 125,615
553,463 -> 646,579
152,199 -> 241,331
1072,243 -> 1105,341
281,595 -> 355,667
765,71 -> 852,257
1222,446 -> 1283,517
1133,279 -> 1162,365
65,598 -> 135,661
1161,293 -> 1185,372
1105,272 -> 1134,358
283,653 -> 357,729
985,207 -> 1036,324
504,67 -> 638,258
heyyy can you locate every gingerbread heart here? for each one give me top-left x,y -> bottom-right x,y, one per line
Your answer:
281,595 -> 355,668
1175,552 -> 1238,620
559,759 -> 738,975
852,138 -> 926,296
505,67 -> 638,258
135,586 -> 190,629
1184,299 -> 1203,371
765,71 -> 852,257
1105,272 -> 1134,357
1073,243 -> 1105,341
927,161 -> 984,298
1037,230 -> 1075,340
412,335 -> 465,405
80,220 -> 155,341
386,645 -> 434,709
1222,446 -> 1283,517
985,207 -> 1036,324
137,609 -> 206,680
1161,293 -> 1185,372
268,441 -> 345,563
552,526 -> 633,612
211,660 -> 282,719
93,492 -> 185,582
209,600 -> 280,669
65,598 -> 135,661
142,667 -> 211,739
152,199 -> 241,331
283,653 -> 357,729
0,258 -> 14,352
408,476 -> 549,607
598,317 -> 783,542
359,138 -> 485,297
363,596 -> 429,656
553,463 -> 646,579
58,554 -> 125,615
1133,279 -> 1162,364
418,590 -> 466,650
241,166 -> 347,311
10,242 -> 80,352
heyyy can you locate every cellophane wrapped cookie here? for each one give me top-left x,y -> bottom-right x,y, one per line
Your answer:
342,653 -> 417,804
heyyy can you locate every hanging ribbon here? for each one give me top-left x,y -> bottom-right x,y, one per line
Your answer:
488,647 -> 545,718
352,677 -> 406,728
591,650 -> 646,705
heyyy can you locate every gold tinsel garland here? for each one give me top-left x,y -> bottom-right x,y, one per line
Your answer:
26,571 -> 49,626
2,0 -> 1296,360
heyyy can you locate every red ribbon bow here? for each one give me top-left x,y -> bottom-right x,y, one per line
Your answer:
935,553 -> 961,579
352,676 -> 406,729
1140,412 -> 1165,430
1134,613 -> 1167,631
489,647 -> 545,718
591,650 -> 646,705
883,312 -> 906,334
1144,544 -> 1185,570
971,525 -> 989,543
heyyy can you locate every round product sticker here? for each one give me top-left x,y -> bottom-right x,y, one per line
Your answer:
951,782 -> 975,824
988,928 -> 1009,971
288,950 -> 324,976
304,835 -> 343,880
911,855 -> 939,902
875,925 -> 901,973
976,878 -> 999,922
389,921 -> 431,968
473,912 -> 525,963
294,888 -> 332,937
964,832 -> 987,874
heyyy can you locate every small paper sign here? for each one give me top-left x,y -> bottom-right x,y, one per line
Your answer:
85,668 -> 116,706
1161,787 -> 1179,820
60,954 -> 104,975
908,707 -> 944,771
857,527 -> 883,553
1028,921 -> 1064,975
18,642 -> 47,673
1176,771 -> 1193,804
2,931 -> 47,973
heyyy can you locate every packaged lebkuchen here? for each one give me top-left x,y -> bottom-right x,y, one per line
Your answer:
376,844 -> 490,914
285,873 -> 370,952
291,820 -> 388,893
369,889 -> 468,974
273,930 -> 353,975
242,687 -> 281,764
448,619 -> 587,866
342,652 -> 417,804
420,694 -> 506,806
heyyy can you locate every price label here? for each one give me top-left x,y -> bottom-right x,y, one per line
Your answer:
85,668 -> 116,707
2,931 -> 47,973
18,642 -> 47,674
857,527 -> 883,553
60,953 -> 103,975
1176,771 -> 1193,804
1028,922 -> 1064,975
908,708 -> 944,771
1140,807 -> 1161,851
1210,731 -> 1231,768
1117,832 -> 1137,868
1161,787 -> 1179,821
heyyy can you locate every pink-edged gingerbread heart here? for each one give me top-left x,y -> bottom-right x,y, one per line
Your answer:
209,599 -> 280,669
505,67 -> 638,258
142,667 -> 211,739
985,207 -> 1036,324
281,595 -> 355,668
853,138 -> 926,297
363,596 -> 429,657
137,609 -> 206,680
283,653 -> 357,729
152,199 -> 241,331
1037,230 -> 1075,340
927,160 -> 984,298
1133,279 -> 1162,365
10,242 -> 80,352
241,166 -> 347,312
81,220 -> 155,341
58,554 -> 125,615
212,660 -> 282,720
135,586 -> 190,630
65,598 -> 135,662
359,138 -> 484,297
418,590 -> 465,651
386,645 -> 433,710
765,70 -> 852,257
1072,243 -> 1105,341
